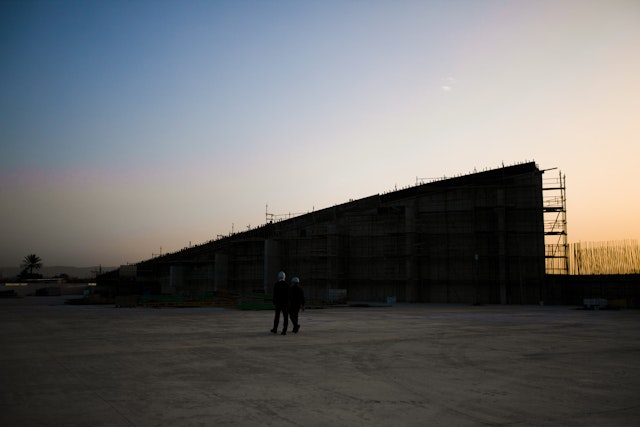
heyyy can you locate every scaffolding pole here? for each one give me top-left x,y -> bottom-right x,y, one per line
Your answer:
543,170 -> 568,274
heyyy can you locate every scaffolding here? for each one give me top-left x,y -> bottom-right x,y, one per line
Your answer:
265,204 -> 307,223
543,170 -> 568,274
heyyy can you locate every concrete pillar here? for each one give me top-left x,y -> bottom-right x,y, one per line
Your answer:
264,240 -> 280,294
497,189 -> 508,304
405,201 -> 417,302
169,265 -> 185,290
206,263 -> 214,292
214,253 -> 228,292
327,224 -> 337,292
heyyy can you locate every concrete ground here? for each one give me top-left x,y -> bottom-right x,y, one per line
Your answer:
1,296 -> 639,427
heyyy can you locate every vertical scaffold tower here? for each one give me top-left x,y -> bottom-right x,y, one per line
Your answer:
543,169 -> 568,274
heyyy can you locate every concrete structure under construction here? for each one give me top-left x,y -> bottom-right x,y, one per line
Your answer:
100,162 -> 552,304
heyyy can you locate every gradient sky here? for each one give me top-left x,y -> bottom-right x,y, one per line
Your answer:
1,0 -> 639,267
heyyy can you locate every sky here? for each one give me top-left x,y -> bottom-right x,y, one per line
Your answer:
1,0 -> 639,267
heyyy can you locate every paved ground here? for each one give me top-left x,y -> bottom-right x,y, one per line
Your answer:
1,296 -> 639,426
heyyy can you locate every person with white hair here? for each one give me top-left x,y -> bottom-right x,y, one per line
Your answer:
271,271 -> 289,335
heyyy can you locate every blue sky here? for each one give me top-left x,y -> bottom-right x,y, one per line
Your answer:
1,0 -> 639,267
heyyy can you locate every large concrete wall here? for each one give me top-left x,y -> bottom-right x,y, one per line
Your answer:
114,162 -> 546,304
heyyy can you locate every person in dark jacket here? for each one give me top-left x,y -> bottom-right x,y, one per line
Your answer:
271,271 -> 289,335
288,276 -> 305,334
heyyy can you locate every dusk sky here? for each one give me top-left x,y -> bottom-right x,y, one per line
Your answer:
1,0 -> 639,267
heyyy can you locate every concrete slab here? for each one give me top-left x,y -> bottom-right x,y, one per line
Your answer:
1,296 -> 639,426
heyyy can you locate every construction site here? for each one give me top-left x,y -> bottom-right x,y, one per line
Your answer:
4,162 -> 639,425
94,162 -> 580,305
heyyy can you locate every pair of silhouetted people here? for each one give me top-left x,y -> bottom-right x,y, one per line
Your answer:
271,271 -> 305,335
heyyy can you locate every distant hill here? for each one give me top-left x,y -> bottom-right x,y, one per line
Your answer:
0,266 -> 118,279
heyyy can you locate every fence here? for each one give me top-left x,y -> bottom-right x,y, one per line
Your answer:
570,240 -> 640,275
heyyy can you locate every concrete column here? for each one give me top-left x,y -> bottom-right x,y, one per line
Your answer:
264,240 -> 280,293
206,263 -> 214,292
214,253 -> 228,292
497,189 -> 508,304
169,265 -> 185,290
405,201 -> 417,302
327,224 -> 337,292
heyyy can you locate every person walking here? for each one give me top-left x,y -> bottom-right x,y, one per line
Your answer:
271,271 -> 289,335
288,276 -> 305,334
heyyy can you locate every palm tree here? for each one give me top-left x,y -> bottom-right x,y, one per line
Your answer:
22,254 -> 43,275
